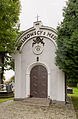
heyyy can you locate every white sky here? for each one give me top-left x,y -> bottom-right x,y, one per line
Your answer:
4,70 -> 15,80
20,0 -> 67,31
5,0 -> 67,80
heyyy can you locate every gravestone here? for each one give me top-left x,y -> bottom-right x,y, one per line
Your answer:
6,84 -> 12,93
67,87 -> 73,94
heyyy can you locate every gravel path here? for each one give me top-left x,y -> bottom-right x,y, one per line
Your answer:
0,100 -> 77,119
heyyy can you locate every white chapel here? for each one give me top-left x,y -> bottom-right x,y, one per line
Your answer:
14,21 -> 65,103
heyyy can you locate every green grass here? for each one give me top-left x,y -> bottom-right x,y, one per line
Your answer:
0,97 -> 14,103
68,87 -> 78,118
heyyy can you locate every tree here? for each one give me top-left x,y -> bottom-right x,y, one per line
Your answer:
0,0 -> 21,83
56,0 -> 78,82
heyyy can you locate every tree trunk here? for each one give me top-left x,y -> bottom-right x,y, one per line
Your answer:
0,53 -> 4,84
65,73 -> 67,104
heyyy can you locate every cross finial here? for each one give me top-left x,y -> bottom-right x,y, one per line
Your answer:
36,14 -> 40,21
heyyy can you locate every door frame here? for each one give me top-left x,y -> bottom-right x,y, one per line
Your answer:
25,63 -> 50,98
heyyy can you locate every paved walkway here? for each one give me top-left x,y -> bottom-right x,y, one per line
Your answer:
0,100 -> 77,119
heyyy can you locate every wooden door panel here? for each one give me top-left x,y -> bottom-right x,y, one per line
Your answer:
30,65 -> 48,98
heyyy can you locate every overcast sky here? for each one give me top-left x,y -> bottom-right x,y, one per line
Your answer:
20,0 -> 67,31
5,0 -> 68,80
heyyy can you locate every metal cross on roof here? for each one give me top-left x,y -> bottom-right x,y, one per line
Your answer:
36,14 -> 40,21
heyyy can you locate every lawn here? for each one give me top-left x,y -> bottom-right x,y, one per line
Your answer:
68,87 -> 78,118
0,97 -> 14,103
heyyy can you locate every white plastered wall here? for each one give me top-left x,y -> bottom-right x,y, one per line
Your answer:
15,36 -> 65,102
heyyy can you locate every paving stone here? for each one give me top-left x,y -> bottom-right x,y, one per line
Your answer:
0,99 -> 77,119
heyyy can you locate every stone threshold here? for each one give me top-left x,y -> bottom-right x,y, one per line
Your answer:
14,98 -> 52,106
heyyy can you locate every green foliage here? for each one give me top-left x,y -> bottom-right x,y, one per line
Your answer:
67,78 -> 78,83
0,0 -> 21,73
0,97 -> 13,103
0,0 -> 21,83
0,0 -> 21,53
56,0 -> 78,81
68,87 -> 78,118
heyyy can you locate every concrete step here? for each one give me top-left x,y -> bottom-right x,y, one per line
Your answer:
22,98 -> 52,106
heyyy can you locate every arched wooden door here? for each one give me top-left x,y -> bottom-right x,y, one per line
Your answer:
30,65 -> 48,98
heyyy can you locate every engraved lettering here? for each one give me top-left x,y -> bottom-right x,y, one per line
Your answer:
34,31 -> 36,35
47,32 -> 52,37
22,36 -> 27,42
27,34 -> 30,39
51,34 -> 54,38
30,32 -> 34,37
43,32 -> 46,35
21,30 -> 56,44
